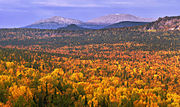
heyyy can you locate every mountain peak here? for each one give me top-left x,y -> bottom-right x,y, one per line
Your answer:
114,13 -> 128,15
88,14 -> 155,24
50,16 -> 66,20
34,16 -> 83,25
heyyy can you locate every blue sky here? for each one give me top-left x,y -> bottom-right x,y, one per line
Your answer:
0,0 -> 180,28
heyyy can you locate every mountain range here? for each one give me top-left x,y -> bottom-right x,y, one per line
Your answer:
24,14 -> 155,29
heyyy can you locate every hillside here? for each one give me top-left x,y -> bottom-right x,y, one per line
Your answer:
58,24 -> 89,31
0,28 -> 179,50
143,16 -> 180,31
0,25 -> 179,107
104,21 -> 149,29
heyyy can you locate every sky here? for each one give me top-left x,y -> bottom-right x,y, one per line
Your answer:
0,0 -> 180,28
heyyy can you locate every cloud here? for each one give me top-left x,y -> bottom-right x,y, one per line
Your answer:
32,0 -> 160,8
32,1 -> 109,7
0,0 -> 174,9
0,0 -> 179,14
109,0 -> 174,7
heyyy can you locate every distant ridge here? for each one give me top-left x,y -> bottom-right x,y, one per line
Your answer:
24,22 -> 62,29
104,21 -> 150,29
58,24 -> 89,31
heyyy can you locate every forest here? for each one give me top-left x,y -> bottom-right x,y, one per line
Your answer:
0,28 -> 179,50
0,28 -> 179,107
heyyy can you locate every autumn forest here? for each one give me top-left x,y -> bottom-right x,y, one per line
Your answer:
0,27 -> 179,107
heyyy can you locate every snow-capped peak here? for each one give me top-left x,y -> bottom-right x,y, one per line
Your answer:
87,14 -> 155,24
34,16 -> 83,25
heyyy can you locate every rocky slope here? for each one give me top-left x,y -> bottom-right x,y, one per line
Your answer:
143,16 -> 180,31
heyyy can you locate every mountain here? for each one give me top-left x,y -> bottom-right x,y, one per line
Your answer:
104,21 -> 150,29
88,14 -> 155,24
143,16 -> 180,31
35,16 -> 83,25
58,24 -> 89,31
24,22 -> 63,29
23,14 -> 155,29
24,16 -> 83,29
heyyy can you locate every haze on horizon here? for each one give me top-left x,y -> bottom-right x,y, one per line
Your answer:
0,0 -> 180,28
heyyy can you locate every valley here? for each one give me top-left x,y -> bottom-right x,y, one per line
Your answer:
0,15 -> 179,107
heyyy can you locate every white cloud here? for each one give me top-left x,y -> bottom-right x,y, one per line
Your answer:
0,0 -> 177,10
32,0 -> 157,8
32,0 -> 109,7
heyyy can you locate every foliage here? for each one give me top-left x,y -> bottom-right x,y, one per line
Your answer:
0,28 -> 179,106
0,47 -> 179,107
